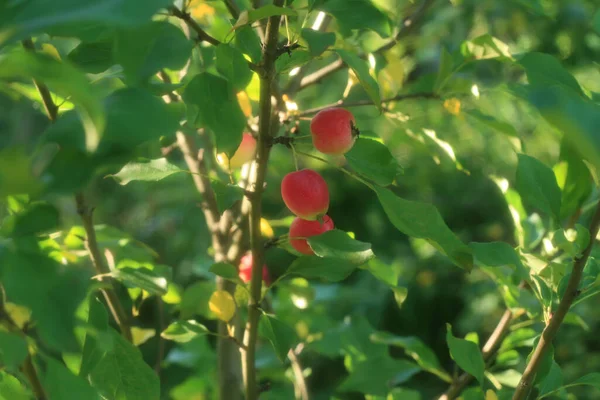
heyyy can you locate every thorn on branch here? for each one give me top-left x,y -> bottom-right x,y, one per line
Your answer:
269,136 -> 294,148
274,42 -> 301,59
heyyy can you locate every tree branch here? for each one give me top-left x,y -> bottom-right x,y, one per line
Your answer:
1,287 -> 47,400
169,6 -> 221,46
288,348 -> 310,400
243,1 -> 285,399
222,0 -> 240,19
513,200 -> 600,399
22,39 -> 58,121
76,193 -> 133,342
23,38 -> 133,343
297,0 -> 437,91
296,92 -> 438,117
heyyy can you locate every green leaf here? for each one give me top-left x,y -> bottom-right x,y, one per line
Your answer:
336,50 -> 381,110
287,256 -> 358,282
210,180 -> 245,215
538,362 -> 564,398
259,314 -> 297,362
90,330 -> 160,400
0,52 -> 104,152
301,29 -> 336,57
79,297 -> 112,377
594,10 -> 600,34
374,186 -> 473,270
517,84 -> 600,167
42,357 -> 99,400
568,372 -> 600,389
114,21 -> 192,84
0,332 -> 27,370
216,45 -> 253,91
345,137 -> 400,185
388,388 -> 421,400
233,5 -> 297,30
276,50 -> 313,73
161,320 -> 210,343
0,371 -> 31,400
113,267 -> 168,295
108,158 -> 183,185
519,52 -> 584,96
307,229 -> 374,265
0,147 -> 42,196
234,26 -> 262,63
434,47 -> 454,92
339,356 -> 420,396
469,241 -> 527,279
10,202 -> 60,237
68,38 -> 115,74
370,331 -> 451,382
515,154 -> 562,220
179,281 -> 215,320
555,141 -> 593,221
321,0 -> 390,37
209,262 -> 245,286
0,250 -> 89,351
446,324 -> 485,385
43,88 -> 180,156
465,110 -> 518,138
182,73 -> 246,157
0,0 -> 172,44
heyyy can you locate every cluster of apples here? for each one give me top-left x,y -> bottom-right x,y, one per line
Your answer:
219,108 -> 358,284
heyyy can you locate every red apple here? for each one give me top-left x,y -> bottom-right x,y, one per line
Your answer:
289,215 -> 335,255
217,133 -> 256,169
281,169 -> 329,220
239,252 -> 271,285
310,108 -> 358,155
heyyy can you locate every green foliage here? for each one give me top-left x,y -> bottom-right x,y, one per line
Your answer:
259,313 -> 298,362
374,186 -> 473,270
89,331 -> 160,400
301,29 -> 336,57
108,158 -> 183,185
1,0 -> 600,399
0,332 -> 28,370
446,324 -> 485,385
161,320 -> 209,343
182,73 -> 246,157
345,137 -> 400,185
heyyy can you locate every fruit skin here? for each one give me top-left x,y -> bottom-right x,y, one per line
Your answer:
310,108 -> 358,155
239,253 -> 271,286
217,133 -> 256,169
281,169 -> 329,220
289,215 -> 335,255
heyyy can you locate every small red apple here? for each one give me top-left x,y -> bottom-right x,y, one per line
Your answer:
310,108 -> 358,155
239,252 -> 271,285
281,169 -> 329,220
217,133 -> 256,169
289,215 -> 335,255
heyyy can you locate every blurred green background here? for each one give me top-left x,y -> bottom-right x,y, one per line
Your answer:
1,0 -> 600,398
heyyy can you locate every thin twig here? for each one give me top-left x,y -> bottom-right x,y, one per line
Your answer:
513,200 -> 600,399
296,92 -> 439,117
169,6 -> 222,46
222,0 -> 240,19
76,194 -> 133,342
1,287 -> 48,400
288,349 -> 310,400
438,309 -> 514,400
154,297 -> 166,374
22,356 -> 47,400
243,2 -> 285,399
22,39 -> 58,121
23,38 -> 133,343
297,0 -> 437,91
